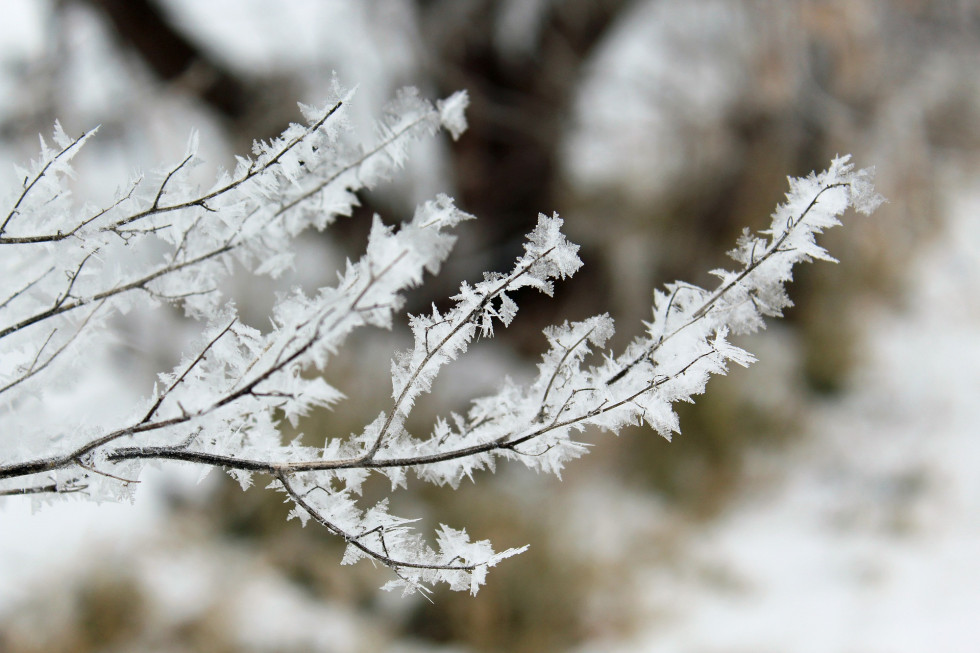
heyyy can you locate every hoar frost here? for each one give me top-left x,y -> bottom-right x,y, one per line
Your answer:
0,75 -> 881,596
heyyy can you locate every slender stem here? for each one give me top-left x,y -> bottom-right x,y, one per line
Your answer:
366,247 -> 554,459
140,318 -> 238,424
1,128 -> 94,236
272,112 -> 433,219
277,471 -> 477,572
0,245 -> 233,340
606,182 -> 847,385
112,102 -> 343,230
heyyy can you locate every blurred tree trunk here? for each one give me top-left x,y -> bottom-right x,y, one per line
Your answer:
417,0 -> 634,255
83,0 -> 255,121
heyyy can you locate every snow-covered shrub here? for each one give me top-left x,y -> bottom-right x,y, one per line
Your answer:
0,83 -> 881,597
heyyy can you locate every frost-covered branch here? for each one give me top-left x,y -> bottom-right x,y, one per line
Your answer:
0,80 -> 880,595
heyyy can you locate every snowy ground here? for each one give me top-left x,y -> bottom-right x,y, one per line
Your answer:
577,177 -> 980,652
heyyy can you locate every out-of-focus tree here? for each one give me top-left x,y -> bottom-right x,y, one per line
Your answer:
2,1 -> 976,651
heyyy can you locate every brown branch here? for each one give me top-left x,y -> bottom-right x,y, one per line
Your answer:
101,343 -> 714,477
0,245 -> 405,482
0,481 -> 88,496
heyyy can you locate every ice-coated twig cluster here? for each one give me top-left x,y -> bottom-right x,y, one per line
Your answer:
0,81 -> 881,596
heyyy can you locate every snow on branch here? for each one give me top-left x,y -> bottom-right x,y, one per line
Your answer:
0,79 -> 880,596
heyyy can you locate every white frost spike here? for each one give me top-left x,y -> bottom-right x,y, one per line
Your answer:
437,91 -> 470,141
184,129 -> 200,159
52,120 -> 74,149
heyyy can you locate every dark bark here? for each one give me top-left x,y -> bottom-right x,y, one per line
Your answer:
82,0 -> 255,122
418,0 -> 634,261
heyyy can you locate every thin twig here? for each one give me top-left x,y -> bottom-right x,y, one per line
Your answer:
0,128 -> 94,237
140,317 -> 237,424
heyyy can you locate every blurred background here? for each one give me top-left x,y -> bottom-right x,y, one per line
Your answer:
1,0 -> 979,651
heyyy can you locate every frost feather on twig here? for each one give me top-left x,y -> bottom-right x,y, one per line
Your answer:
0,78 -> 881,596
